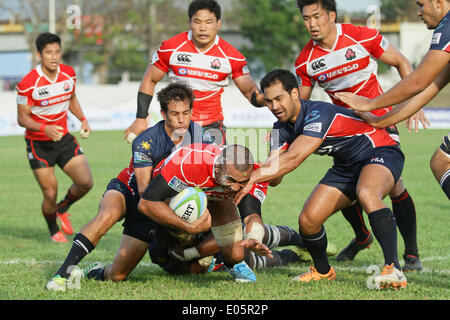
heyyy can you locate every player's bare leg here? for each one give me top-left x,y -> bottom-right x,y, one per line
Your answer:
32,167 -> 65,241
430,146 -> 450,200
357,164 -> 407,289
56,155 -> 93,234
292,184 -> 350,282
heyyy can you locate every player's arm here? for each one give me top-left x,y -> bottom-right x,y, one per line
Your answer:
234,135 -> 323,204
17,104 -> 62,141
124,65 -> 166,140
357,65 -> 450,128
336,50 -> 449,111
68,93 -> 91,136
233,74 -> 265,107
138,175 -> 211,234
299,85 -> 313,100
134,166 -> 153,196
265,148 -> 287,187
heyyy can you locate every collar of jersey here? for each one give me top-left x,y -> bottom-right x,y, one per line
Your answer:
36,64 -> 60,84
312,23 -> 342,52
187,30 -> 220,54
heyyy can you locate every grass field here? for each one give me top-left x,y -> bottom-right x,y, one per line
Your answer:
0,126 -> 449,303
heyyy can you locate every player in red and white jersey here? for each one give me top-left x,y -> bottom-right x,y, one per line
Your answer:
124,0 -> 265,145
294,0 -> 423,271
139,143 -> 272,282
16,33 -> 93,243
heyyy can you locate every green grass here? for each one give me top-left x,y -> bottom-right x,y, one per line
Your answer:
0,126 -> 449,301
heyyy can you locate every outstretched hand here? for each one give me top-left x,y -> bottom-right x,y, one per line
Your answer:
240,238 -> 273,258
334,92 -> 374,111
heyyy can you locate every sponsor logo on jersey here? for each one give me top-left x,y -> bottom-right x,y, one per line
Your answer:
305,110 -> 320,123
63,82 -> 71,92
177,53 -> 192,64
370,157 -> 385,164
253,188 -> 266,203
178,69 -> 219,80
311,59 -> 326,71
432,33 -> 442,45
319,63 -> 360,82
179,68 -> 188,75
304,122 -> 322,133
168,176 -> 188,192
345,48 -> 356,61
38,88 -> 50,97
380,36 -> 389,51
151,50 -> 159,64
41,100 -> 49,106
17,95 -> 28,105
134,151 -> 152,163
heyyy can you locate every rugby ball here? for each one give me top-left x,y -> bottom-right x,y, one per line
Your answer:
169,187 -> 207,223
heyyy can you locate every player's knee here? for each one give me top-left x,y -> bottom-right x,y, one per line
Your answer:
298,212 -> 318,234
41,186 -> 57,202
356,186 -> 378,207
108,270 -> 127,282
78,179 -> 93,193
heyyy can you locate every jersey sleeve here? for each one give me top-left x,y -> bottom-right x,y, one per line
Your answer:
430,18 -> 450,52
132,133 -> 155,169
226,44 -> 249,79
15,76 -> 34,106
352,25 -> 388,59
295,53 -> 314,87
152,40 -> 172,73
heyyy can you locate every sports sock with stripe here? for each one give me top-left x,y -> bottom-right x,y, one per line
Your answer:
56,232 -> 95,278
300,226 -> 330,274
440,169 -> 450,200
341,202 -> 371,242
391,189 -> 419,257
263,225 -> 304,249
368,208 -> 401,269
57,189 -> 80,214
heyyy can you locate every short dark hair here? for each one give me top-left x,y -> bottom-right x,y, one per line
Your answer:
157,82 -> 195,113
260,69 -> 299,94
35,32 -> 61,53
188,0 -> 221,20
296,0 -> 337,15
217,144 -> 254,173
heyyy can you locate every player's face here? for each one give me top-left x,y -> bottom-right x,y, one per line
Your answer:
215,164 -> 252,198
162,99 -> 192,139
37,42 -> 61,73
301,3 -> 336,42
416,0 -> 441,29
264,81 -> 300,123
189,9 -> 221,50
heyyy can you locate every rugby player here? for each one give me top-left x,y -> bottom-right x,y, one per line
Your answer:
235,69 -> 408,289
16,33 -> 93,243
336,0 -> 450,200
124,0 -> 265,145
46,83 -> 209,291
293,0 -> 423,270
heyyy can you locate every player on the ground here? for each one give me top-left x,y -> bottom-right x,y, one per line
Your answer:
46,83 -> 211,291
16,32 -> 93,243
336,0 -> 450,200
235,69 -> 408,289
293,0 -> 423,270
124,0 -> 264,145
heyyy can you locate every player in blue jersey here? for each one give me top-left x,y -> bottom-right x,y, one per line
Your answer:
336,0 -> 449,200
235,69 -> 408,289
46,83 -> 211,291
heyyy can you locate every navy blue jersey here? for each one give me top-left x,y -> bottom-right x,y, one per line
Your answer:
117,120 -> 204,193
269,99 -> 398,164
430,10 -> 450,53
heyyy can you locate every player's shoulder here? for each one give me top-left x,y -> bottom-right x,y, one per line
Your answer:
159,32 -> 189,50
341,23 -> 379,41
59,63 -> 76,77
217,37 -> 245,60
16,68 -> 39,91
295,40 -> 315,66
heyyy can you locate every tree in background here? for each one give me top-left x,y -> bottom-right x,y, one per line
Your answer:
230,0 -> 309,78
379,0 -> 419,22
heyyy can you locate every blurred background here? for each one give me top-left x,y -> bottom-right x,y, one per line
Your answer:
0,0 -> 448,135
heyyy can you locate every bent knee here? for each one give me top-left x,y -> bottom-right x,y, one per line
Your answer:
299,212 -> 320,234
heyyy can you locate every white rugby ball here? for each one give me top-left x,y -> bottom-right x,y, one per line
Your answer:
169,187 -> 207,223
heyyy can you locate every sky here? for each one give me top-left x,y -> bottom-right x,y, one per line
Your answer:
336,0 -> 381,12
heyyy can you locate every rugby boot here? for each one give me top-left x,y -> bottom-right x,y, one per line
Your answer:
57,212 -> 74,235
375,264 -> 407,289
402,254 -> 423,272
46,274 -> 67,292
336,233 -> 373,261
291,266 -> 336,283
224,261 -> 256,283
51,231 -> 69,243
83,262 -> 105,280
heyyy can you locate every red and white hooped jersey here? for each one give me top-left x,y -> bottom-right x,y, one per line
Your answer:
295,24 -> 392,116
153,143 -> 268,202
152,31 -> 249,126
16,64 -> 76,141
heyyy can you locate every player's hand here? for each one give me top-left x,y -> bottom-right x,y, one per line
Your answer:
233,181 -> 253,205
335,92 -> 375,111
168,244 -> 196,261
186,208 -> 211,234
354,111 -> 381,127
255,90 -> 266,107
240,238 -> 273,258
44,125 -> 64,141
124,118 -> 148,143
405,109 -> 430,133
80,119 -> 91,138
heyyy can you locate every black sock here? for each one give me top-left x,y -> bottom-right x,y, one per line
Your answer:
391,189 -> 419,257
43,212 -> 59,236
440,170 -> 450,200
341,202 -> 370,242
368,208 -> 400,269
56,232 -> 95,278
263,225 -> 304,249
300,226 -> 330,274
57,189 -> 79,214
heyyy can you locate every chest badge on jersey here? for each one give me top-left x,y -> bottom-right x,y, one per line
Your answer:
345,49 -> 356,61
211,58 -> 221,70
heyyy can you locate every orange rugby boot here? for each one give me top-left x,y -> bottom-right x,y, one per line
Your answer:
57,212 -> 73,235
51,231 -> 69,243
291,266 -> 336,283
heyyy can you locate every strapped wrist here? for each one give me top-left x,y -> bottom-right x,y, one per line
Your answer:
136,92 -> 153,118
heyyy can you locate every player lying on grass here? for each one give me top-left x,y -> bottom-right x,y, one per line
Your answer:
335,0 -> 450,200
235,69 -> 409,289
